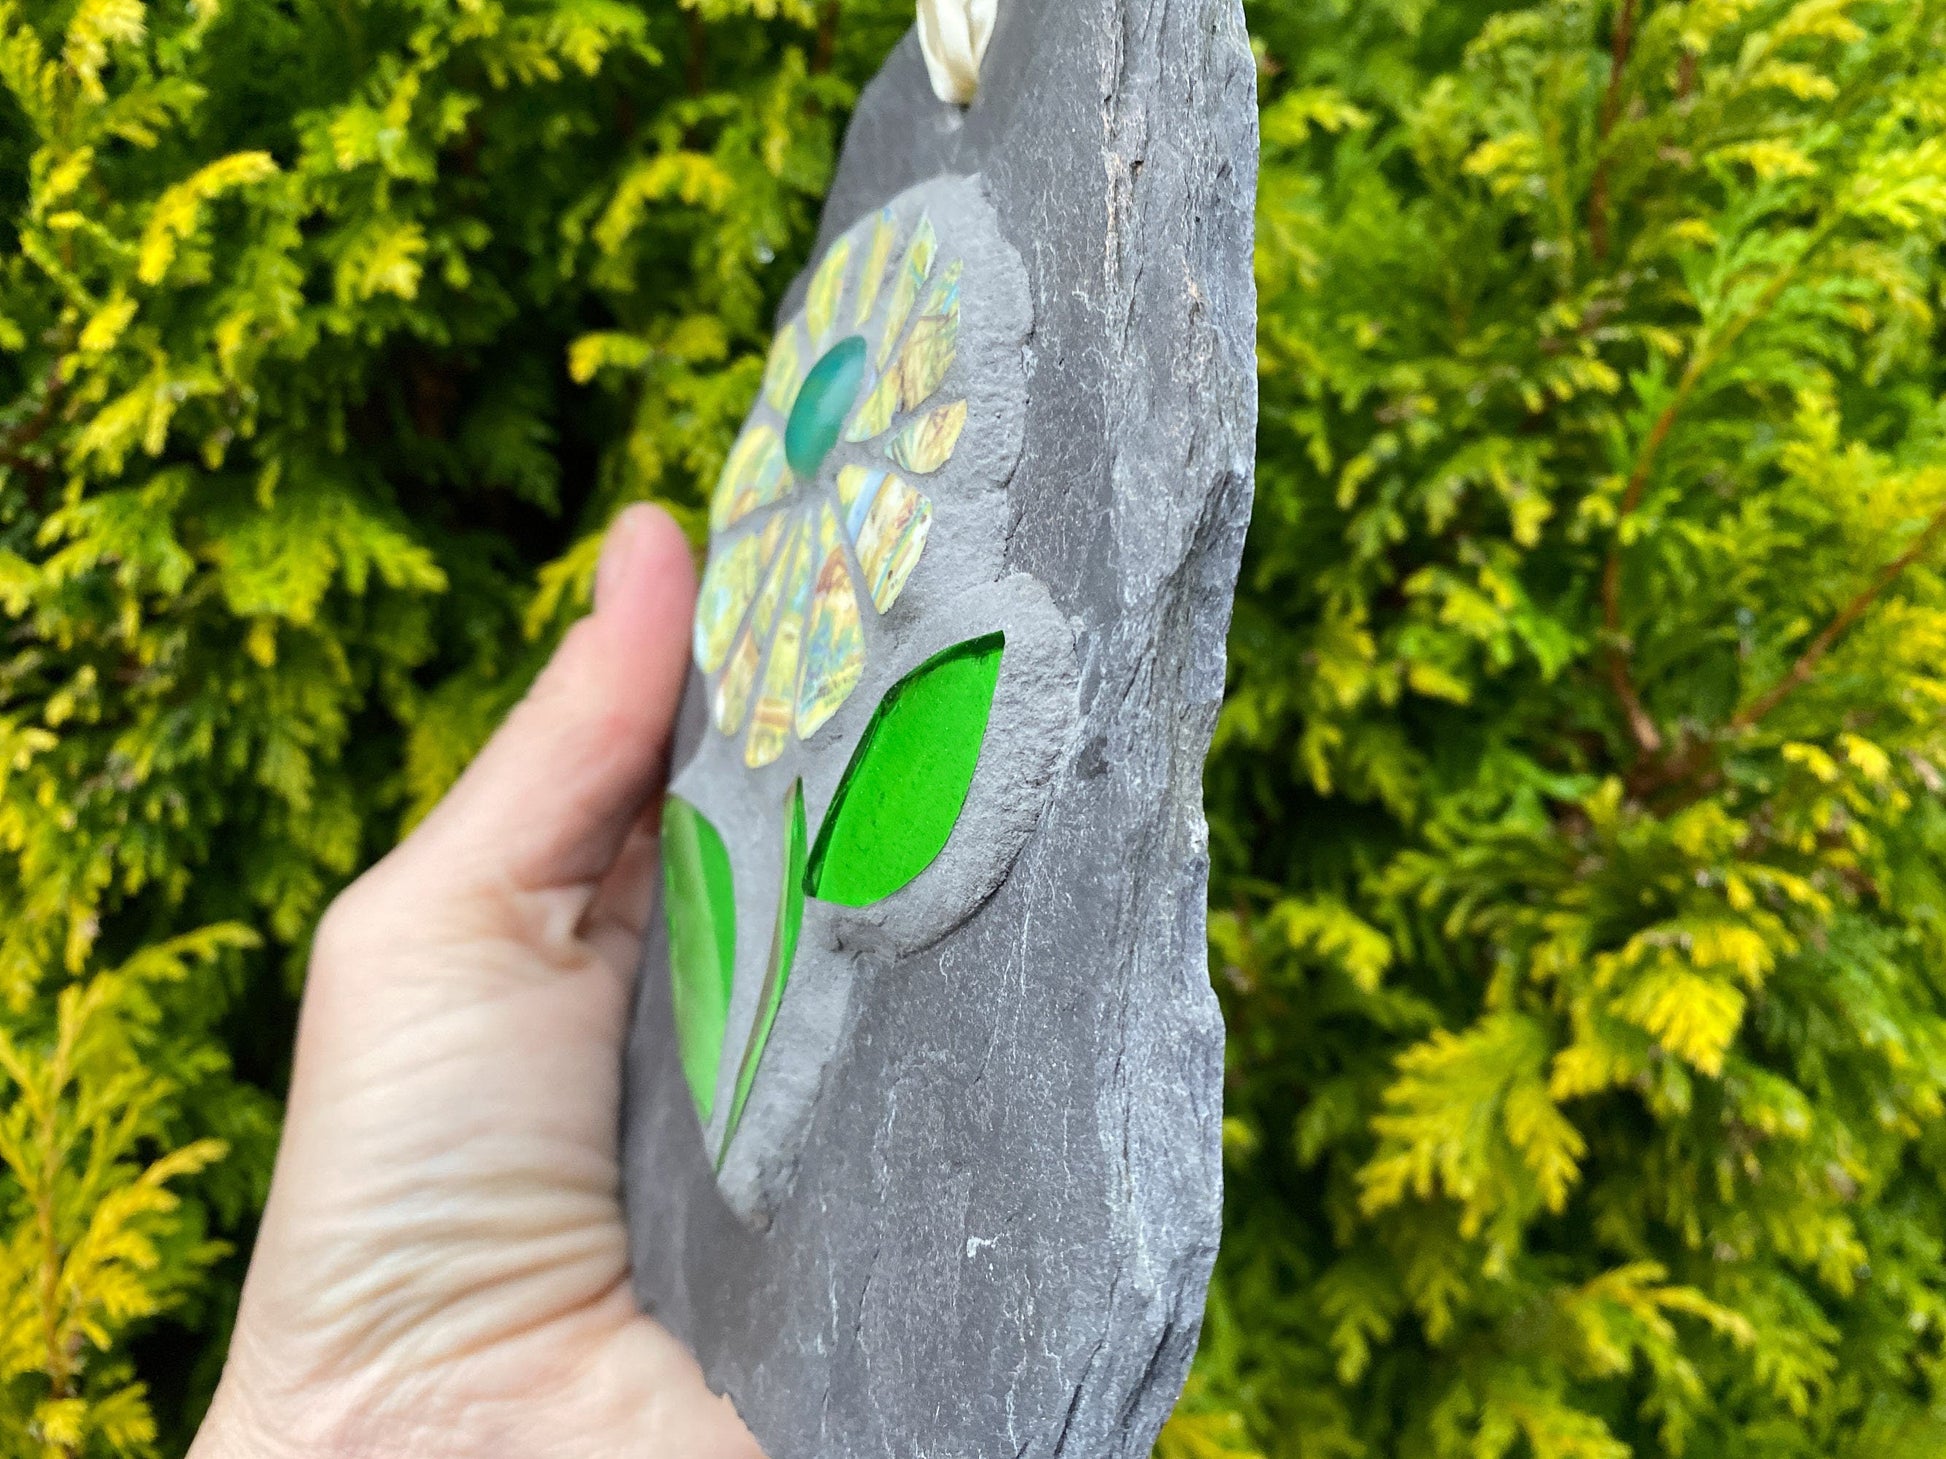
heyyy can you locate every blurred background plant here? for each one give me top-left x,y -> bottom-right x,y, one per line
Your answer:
1,0 -> 1944,1456
0,0 -> 902,1447
1210,1 -> 1946,1455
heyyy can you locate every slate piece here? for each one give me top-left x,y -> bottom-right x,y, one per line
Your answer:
622,5 -> 1258,1456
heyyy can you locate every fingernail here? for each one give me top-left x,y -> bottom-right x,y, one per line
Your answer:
594,507 -> 644,615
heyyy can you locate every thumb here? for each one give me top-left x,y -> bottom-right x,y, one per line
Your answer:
409,502 -> 698,898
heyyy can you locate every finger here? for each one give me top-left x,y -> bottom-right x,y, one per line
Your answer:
409,504 -> 697,898
580,799 -> 665,981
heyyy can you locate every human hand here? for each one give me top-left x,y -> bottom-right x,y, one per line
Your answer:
189,505 -> 761,1459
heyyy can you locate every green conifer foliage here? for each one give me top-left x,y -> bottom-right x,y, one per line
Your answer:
0,0 -> 905,1450
9,1 -> 1946,1455
1197,2 -> 1946,1456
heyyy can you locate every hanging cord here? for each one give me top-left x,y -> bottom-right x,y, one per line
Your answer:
916,0 -> 995,105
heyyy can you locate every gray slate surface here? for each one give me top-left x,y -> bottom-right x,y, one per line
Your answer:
622,6 -> 1258,1456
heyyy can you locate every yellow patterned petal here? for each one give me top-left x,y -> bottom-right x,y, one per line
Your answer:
796,504 -> 866,739
805,237 -> 853,348
897,260 -> 962,409
885,400 -> 967,475
758,510 -> 789,561
762,323 -> 804,415
875,216 -> 937,369
713,524 -> 797,733
714,628 -> 761,734
694,531 -> 766,673
920,260 -> 961,317
852,210 -> 898,329
836,463 -> 871,517
746,528 -> 816,767
836,465 -> 886,542
712,423 -> 788,531
750,518 -> 804,644
844,367 -> 902,444
844,469 -> 933,613
896,315 -> 958,413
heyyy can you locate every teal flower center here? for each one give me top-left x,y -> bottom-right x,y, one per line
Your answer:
785,336 -> 868,479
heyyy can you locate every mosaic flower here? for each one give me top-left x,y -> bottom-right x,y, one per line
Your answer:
694,211 -> 967,768
661,178 -> 1043,1213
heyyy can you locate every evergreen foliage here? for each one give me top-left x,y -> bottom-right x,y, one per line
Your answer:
1201,1 -> 1946,1455
3,0 -> 1945,1456
0,0 -> 905,1449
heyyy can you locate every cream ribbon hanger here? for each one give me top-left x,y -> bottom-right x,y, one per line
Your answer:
916,0 -> 995,105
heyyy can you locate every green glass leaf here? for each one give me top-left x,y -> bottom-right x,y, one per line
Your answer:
721,779 -> 808,1162
805,633 -> 1004,907
785,335 -> 868,478
662,795 -> 736,1123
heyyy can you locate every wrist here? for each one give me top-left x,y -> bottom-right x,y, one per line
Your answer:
187,1366 -> 488,1459
188,1369 -> 363,1459
188,1383 -> 287,1459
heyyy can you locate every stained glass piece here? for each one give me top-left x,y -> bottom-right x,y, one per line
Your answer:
851,472 -> 933,613
662,796 -> 736,1122
758,510 -> 788,563
804,634 -> 1004,907
762,323 -> 803,416
921,259 -> 962,319
713,626 -> 761,734
844,367 -> 902,444
785,336 -> 868,479
875,216 -> 937,369
746,529 -> 815,768
897,313 -> 959,412
712,422 -> 787,531
853,211 -> 898,329
716,535 -> 792,735
805,237 -> 853,347
836,463 -> 873,519
796,505 -> 866,739
694,531 -> 765,673
886,400 -> 967,475
748,519 -> 799,645
721,780 -> 807,1160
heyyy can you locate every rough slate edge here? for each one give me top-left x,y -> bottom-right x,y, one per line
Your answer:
622,4 -> 1257,1458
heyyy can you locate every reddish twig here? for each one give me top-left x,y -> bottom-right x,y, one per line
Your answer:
0,367 -> 65,511
1600,240 -> 1826,759
1620,494 -> 1946,807
1588,0 -> 1640,264
685,9 -> 707,98
0,367 -> 62,466
1730,499 -> 1946,733
1605,644 -> 1665,756
1601,388 -> 1683,756
811,0 -> 841,75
